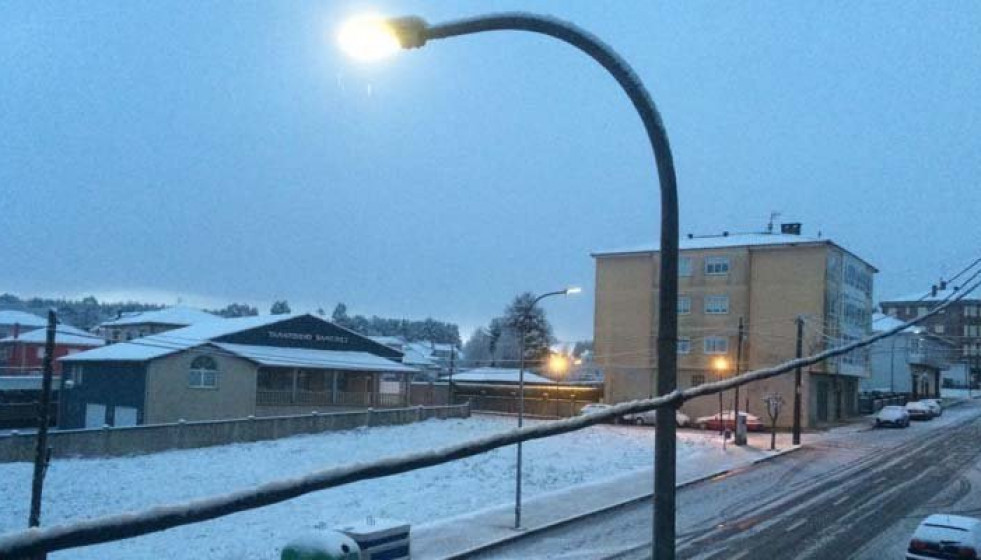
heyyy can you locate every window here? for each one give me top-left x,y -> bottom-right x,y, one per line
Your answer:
934,325 -> 945,334
705,256 -> 730,276
690,374 -> 705,387
188,355 -> 218,389
678,337 -> 691,354
678,257 -> 693,277
678,296 -> 691,315
36,347 -> 45,359
704,295 -> 729,314
918,306 -> 927,317
704,337 -> 728,354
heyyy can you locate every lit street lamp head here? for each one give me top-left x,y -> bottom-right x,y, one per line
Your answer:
565,287 -> 582,295
712,357 -> 730,372
338,15 -> 428,61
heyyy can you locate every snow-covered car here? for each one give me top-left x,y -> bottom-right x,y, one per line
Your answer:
907,514 -> 981,560
874,405 -> 910,428
906,401 -> 934,421
578,403 -> 618,423
623,410 -> 691,427
921,399 -> 943,417
694,411 -> 765,432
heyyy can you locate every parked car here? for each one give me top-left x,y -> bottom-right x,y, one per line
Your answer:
907,514 -> 981,560
623,409 -> 691,427
921,399 -> 943,417
694,411 -> 765,432
906,401 -> 934,421
874,405 -> 910,428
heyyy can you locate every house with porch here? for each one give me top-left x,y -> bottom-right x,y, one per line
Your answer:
59,314 -> 417,428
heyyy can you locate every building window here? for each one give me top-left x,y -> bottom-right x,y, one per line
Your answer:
704,337 -> 728,354
690,374 -> 705,387
704,295 -> 730,314
705,256 -> 730,276
934,325 -> 945,334
917,306 -> 927,317
188,355 -> 219,389
36,347 -> 45,359
678,257 -> 693,277
678,296 -> 692,315
678,337 -> 691,354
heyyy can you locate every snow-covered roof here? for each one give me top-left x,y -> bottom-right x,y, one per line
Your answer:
98,306 -> 219,327
0,310 -> 47,328
593,232 -> 829,256
881,286 -> 981,304
0,376 -> 58,391
368,335 -> 407,347
0,324 -> 105,347
211,343 -> 417,373
871,313 -> 922,334
447,368 -> 554,384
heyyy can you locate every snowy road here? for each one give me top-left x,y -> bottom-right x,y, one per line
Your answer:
473,400 -> 981,559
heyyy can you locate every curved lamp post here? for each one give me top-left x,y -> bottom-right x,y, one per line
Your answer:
340,13 -> 680,558
515,287 -> 579,529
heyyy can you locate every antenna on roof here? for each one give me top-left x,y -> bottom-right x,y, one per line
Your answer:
767,211 -> 781,233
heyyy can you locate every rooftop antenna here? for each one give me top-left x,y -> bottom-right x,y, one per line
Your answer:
767,211 -> 781,233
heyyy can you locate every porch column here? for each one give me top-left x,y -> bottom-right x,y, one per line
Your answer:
291,369 -> 298,404
331,371 -> 338,405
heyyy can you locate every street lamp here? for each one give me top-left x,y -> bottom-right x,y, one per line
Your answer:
514,287 -> 579,529
339,13 -> 680,557
712,357 -> 729,435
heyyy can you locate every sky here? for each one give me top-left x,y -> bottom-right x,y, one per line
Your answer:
1,1 -> 979,343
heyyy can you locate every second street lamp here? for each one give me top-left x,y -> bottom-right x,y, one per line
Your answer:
515,287 -> 580,529
339,13 -> 680,558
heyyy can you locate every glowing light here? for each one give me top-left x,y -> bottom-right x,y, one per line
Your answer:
338,15 -> 401,61
712,357 -> 730,372
548,354 -> 570,375
566,287 -> 582,295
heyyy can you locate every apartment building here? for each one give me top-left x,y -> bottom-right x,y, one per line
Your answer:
95,306 -> 219,342
592,226 -> 876,427
880,286 -> 981,386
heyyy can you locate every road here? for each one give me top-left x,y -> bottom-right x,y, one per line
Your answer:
472,400 -> 981,560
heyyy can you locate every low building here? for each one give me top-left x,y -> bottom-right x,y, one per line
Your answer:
0,310 -> 47,339
94,306 -> 220,342
0,324 -> 105,376
444,367 -> 554,385
863,313 -> 954,399
60,314 -> 417,428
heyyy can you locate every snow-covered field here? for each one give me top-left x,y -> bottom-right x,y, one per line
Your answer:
0,415 -> 765,559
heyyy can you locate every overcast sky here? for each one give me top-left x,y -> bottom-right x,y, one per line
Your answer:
2,1 -> 979,343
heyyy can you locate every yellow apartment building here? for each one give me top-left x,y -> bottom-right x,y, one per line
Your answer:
592,227 -> 876,427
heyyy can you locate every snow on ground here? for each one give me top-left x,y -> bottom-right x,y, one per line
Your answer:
942,388 -> 979,399
0,415 -> 768,559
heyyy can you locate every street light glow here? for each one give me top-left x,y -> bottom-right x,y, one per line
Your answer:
712,357 -> 729,372
338,15 -> 401,61
566,287 -> 582,295
548,354 -> 570,375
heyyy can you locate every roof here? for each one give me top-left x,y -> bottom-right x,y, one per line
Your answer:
881,286 -> 981,304
0,324 -> 105,347
592,232 -> 878,271
0,310 -> 47,328
98,306 -> 218,327
446,367 -> 554,384
62,314 -> 308,362
871,313 -> 922,335
0,376 -> 58,391
211,343 -> 417,373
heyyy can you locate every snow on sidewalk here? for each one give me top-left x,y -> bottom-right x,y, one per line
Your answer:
0,416 -> 789,559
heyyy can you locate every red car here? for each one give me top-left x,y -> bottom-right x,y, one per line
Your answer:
694,411 -> 766,432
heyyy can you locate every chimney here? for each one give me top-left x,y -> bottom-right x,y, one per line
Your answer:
940,279 -> 948,291
12,323 -> 19,340
932,285 -> 938,297
780,223 -> 802,235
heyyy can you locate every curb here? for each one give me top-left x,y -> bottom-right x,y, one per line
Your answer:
441,444 -> 804,559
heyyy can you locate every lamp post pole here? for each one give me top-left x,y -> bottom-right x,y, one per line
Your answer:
343,13 -> 679,556
515,288 -> 577,529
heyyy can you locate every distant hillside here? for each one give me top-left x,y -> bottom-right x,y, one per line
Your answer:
0,293 -> 163,330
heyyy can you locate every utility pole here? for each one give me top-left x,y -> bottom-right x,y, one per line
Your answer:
792,316 -> 803,446
734,317 -> 744,441
29,309 -> 57,540
447,345 -> 455,406
514,322 -> 527,529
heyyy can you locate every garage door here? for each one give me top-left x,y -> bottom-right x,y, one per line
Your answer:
84,404 -> 106,428
115,406 -> 138,427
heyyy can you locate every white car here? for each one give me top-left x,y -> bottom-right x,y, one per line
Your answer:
921,399 -> 943,417
578,403 -> 617,423
874,405 -> 910,428
906,401 -> 934,421
623,410 -> 691,427
907,514 -> 981,560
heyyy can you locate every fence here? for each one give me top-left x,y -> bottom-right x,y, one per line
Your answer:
0,403 -> 470,463
255,390 -> 406,408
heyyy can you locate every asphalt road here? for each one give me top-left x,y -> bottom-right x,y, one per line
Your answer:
472,400 -> 981,560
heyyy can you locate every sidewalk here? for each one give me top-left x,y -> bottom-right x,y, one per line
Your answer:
412,433 -> 800,559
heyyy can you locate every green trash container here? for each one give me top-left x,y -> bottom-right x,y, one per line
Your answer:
281,532 -> 361,560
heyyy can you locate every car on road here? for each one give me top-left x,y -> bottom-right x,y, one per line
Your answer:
623,409 -> 691,427
921,399 -> 943,417
906,401 -> 934,421
874,405 -> 910,428
907,514 -> 981,560
694,411 -> 765,432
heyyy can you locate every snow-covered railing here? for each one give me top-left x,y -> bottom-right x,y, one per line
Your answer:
0,280 -> 976,557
